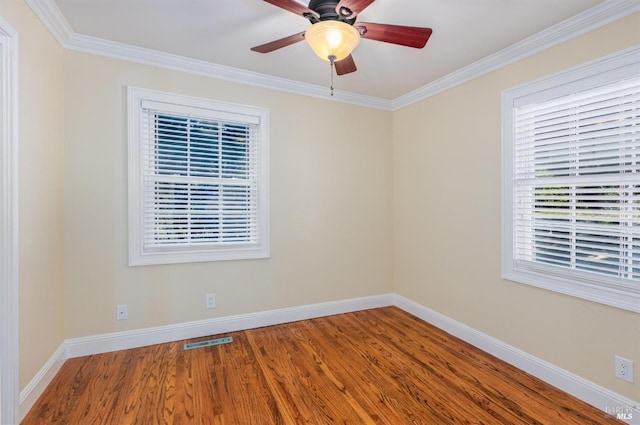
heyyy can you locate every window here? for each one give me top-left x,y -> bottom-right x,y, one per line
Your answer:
502,47 -> 640,312
128,87 -> 269,265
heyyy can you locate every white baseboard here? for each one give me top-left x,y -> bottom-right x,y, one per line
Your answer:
19,342 -> 66,422
65,293 -> 394,358
394,294 -> 640,424
18,293 -> 394,422
19,293 -> 639,424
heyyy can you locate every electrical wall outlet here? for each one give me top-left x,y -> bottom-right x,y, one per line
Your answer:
116,304 -> 128,320
206,293 -> 216,309
615,356 -> 634,383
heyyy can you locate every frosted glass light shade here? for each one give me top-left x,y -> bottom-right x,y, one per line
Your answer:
305,20 -> 361,62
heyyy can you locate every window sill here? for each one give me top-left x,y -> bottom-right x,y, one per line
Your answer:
129,245 -> 270,266
502,264 -> 640,313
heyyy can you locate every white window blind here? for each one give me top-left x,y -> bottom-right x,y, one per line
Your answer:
129,87 -> 269,265
141,109 -> 258,249
502,46 -> 640,312
514,76 -> 640,282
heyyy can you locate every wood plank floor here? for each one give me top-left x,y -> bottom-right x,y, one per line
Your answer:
22,307 -> 623,424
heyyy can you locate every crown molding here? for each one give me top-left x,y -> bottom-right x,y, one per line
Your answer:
392,0 -> 640,110
24,0 -> 73,45
67,33 -> 393,110
24,0 -> 392,110
26,0 -> 638,112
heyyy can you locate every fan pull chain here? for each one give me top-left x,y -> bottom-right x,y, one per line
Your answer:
328,55 -> 336,96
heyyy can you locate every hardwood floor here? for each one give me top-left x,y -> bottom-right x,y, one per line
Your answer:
22,307 -> 623,424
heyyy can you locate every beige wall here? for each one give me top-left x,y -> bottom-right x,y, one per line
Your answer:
5,0 -> 639,407
0,0 -> 66,390
62,51 -> 393,338
392,13 -> 640,400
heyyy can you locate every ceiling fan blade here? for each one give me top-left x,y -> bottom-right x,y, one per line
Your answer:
335,0 -> 375,18
263,0 -> 319,19
250,31 -> 306,53
335,55 -> 357,75
356,22 -> 432,48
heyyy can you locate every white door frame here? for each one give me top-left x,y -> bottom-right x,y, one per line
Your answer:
0,16 -> 19,425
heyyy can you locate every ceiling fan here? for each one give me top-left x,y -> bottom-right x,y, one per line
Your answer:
250,0 -> 433,77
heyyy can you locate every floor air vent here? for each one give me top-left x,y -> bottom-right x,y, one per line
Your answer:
184,336 -> 233,350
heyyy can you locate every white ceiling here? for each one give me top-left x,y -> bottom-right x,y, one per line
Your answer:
50,0 -> 608,100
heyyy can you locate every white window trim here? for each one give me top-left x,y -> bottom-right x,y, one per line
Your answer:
128,87 -> 270,266
501,45 -> 640,313
0,15 -> 19,425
